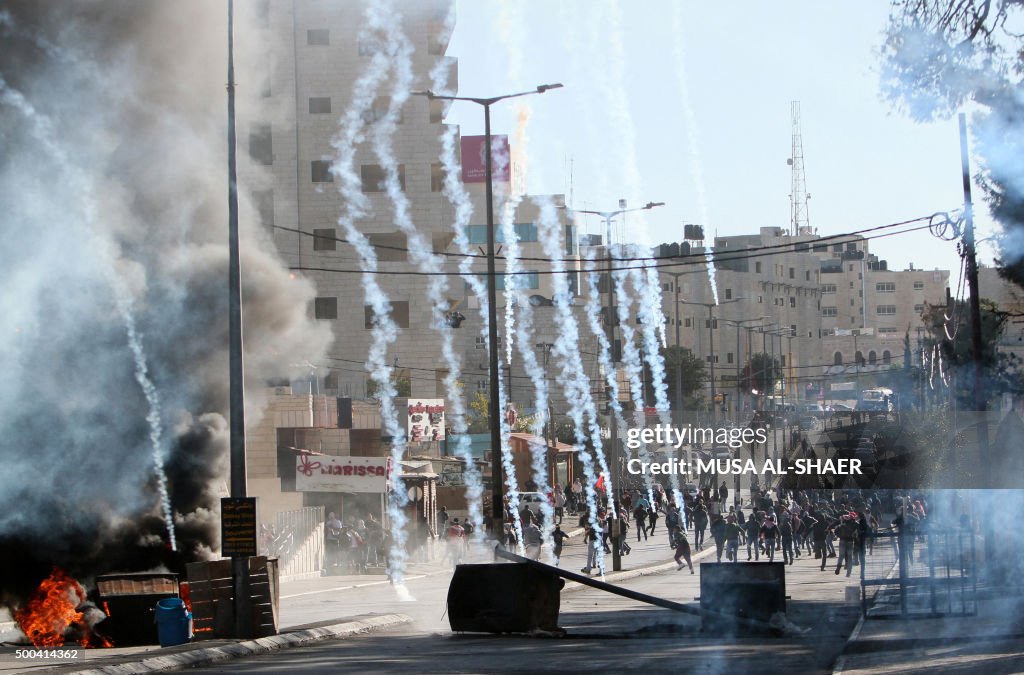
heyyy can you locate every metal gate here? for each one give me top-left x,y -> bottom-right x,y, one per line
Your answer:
860,527 -> 976,618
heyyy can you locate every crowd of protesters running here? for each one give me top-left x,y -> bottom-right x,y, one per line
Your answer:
485,479 -> 938,577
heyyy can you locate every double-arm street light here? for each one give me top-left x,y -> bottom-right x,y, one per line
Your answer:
412,84 -> 562,534
677,298 -> 743,426
566,200 -> 663,572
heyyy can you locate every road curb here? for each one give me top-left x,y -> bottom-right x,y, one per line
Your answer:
66,613 -> 412,675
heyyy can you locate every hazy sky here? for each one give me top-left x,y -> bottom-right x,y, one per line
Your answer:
446,1 -> 994,279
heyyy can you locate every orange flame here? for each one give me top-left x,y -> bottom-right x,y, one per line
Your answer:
14,568 -> 112,648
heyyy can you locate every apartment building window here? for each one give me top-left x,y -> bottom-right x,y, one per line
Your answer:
789,297 -> 796,307
789,267 -> 795,279
913,281 -> 925,290
363,96 -> 402,125
822,306 -> 837,317
878,327 -> 898,335
684,318 -> 692,327
725,288 -> 732,300
868,350 -> 877,364
914,304 -> 925,313
876,282 -> 896,293
755,261 -> 762,273
249,124 -> 273,165
314,297 -> 337,319
757,295 -> 763,303
877,305 -> 897,315
311,160 -> 333,183
309,97 -> 332,114
307,29 -> 329,46
365,301 -> 410,329
313,228 -> 336,251
822,284 -> 836,294
431,163 -> 445,192
846,242 -> 858,251
883,350 -> 892,365
361,164 -> 405,192
727,352 -> 734,364
834,351 -> 843,365
833,243 -> 843,252
323,370 -> 339,390
368,232 -> 407,262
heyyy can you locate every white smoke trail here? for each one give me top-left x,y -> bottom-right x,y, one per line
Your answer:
536,196 -> 610,574
438,126 -> 517,543
612,253 -> 656,504
0,76 -> 177,550
428,19 -> 486,536
670,4 -> 718,305
629,250 -> 681,506
511,282 -> 556,559
120,302 -> 177,551
329,6 -> 410,589
497,374 -> 525,553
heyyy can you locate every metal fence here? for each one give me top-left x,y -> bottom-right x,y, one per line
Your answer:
860,527 -> 976,618
259,506 -> 324,579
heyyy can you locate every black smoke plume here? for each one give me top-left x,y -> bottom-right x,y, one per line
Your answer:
0,0 -> 330,608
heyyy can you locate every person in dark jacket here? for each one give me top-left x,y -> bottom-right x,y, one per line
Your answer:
709,514 -> 727,562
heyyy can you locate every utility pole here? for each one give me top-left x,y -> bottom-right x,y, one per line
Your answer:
413,84 -> 563,537
570,200 -> 663,572
959,113 -> 994,566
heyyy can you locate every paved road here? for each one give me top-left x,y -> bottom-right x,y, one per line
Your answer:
186,535 -> 865,674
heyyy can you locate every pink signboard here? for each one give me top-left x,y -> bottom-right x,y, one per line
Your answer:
461,135 -> 511,183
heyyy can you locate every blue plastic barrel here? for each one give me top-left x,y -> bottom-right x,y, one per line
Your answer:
154,597 -> 192,647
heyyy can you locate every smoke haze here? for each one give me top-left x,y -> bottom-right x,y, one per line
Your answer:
0,1 -> 331,603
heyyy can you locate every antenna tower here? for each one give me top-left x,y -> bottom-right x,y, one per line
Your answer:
788,101 -> 810,236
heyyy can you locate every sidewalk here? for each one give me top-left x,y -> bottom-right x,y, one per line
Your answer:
833,583 -> 1024,674
0,526 -> 692,674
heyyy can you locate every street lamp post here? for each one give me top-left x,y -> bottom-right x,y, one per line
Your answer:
723,317 -> 766,508
678,299 -> 743,426
413,84 -> 563,536
569,200 -> 664,572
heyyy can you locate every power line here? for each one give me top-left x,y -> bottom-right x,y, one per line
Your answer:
286,222 -> 936,278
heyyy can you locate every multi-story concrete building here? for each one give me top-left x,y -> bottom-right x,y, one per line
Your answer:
657,227 -> 824,414
655,227 -> 950,411
817,237 -> 948,399
238,0 -> 593,533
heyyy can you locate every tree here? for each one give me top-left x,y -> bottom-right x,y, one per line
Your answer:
920,297 -> 1023,407
882,1 -> 1024,287
661,346 -> 707,410
741,352 -> 782,396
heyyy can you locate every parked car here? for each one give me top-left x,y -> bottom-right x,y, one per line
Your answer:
797,415 -> 822,431
517,492 -> 549,518
853,445 -> 877,471
683,483 -> 699,500
801,403 -> 830,418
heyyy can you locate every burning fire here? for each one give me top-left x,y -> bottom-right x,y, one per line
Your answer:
14,567 -> 112,648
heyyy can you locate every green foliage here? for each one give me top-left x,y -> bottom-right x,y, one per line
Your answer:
661,346 -> 707,409
882,1 -> 1024,287
741,352 -> 782,395
920,298 -> 1023,407
366,374 -> 411,400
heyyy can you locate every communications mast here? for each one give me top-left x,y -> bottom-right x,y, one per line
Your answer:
788,101 -> 811,236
